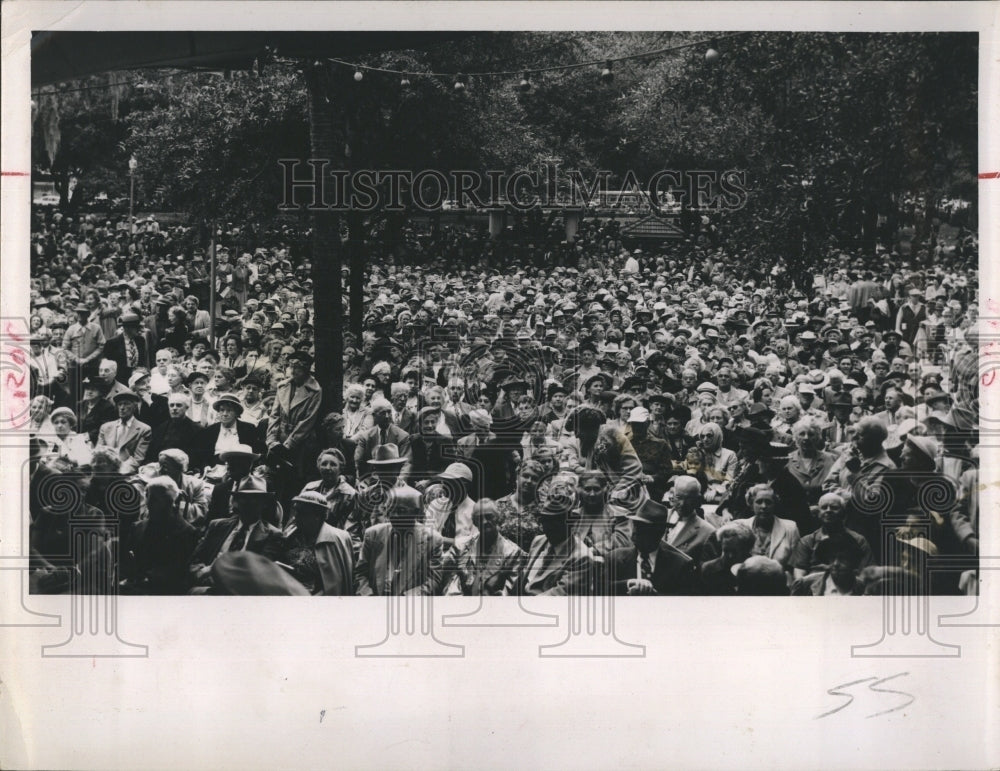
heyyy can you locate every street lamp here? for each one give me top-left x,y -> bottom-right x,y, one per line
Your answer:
128,155 -> 138,233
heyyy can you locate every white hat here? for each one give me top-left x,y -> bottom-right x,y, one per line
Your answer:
628,406 -> 651,423
437,462 -> 474,482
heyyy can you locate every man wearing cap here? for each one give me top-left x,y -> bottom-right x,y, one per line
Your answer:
424,462 -> 477,547
508,473 -> 595,596
102,311 -> 150,384
823,392 -> 854,450
95,388 -> 151,475
192,392 -> 264,470
355,486 -> 444,596
627,405 -> 673,503
63,301 -> 106,389
281,490 -> 355,595
608,498 -> 699,595
267,350 -> 323,488
896,288 -> 926,347
188,475 -> 286,592
131,369 -> 168,429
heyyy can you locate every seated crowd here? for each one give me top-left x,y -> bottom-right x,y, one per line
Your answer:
27,209 -> 980,595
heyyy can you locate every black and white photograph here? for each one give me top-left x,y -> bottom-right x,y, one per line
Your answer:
23,28 -> 981,598
2,3 -> 998,770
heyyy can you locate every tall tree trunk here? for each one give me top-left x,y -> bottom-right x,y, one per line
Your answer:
307,65 -> 344,413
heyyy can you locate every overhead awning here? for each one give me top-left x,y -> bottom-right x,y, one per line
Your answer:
621,214 -> 686,240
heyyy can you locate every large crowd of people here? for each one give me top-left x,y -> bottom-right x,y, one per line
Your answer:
26,205 -> 980,596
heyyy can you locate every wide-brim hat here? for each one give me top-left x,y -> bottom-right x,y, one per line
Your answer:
112,388 -> 141,403
584,372 -> 613,390
923,389 -> 952,408
763,442 -> 793,460
80,376 -> 105,393
667,404 -> 692,424
627,498 -> 669,526
367,443 -> 408,466
500,376 -> 529,392
232,475 -> 274,496
219,443 -> 260,462
896,534 -> 939,557
212,393 -> 244,415
291,490 -> 331,512
735,426 -> 771,449
288,350 -> 313,367
186,371 -> 210,385
745,402 -> 776,422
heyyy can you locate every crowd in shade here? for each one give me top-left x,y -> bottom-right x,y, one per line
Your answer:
26,206 -> 980,596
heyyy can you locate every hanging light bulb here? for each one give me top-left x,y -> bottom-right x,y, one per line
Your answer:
353,69 -> 364,82
600,60 -> 614,83
400,75 -> 411,88
519,71 -> 532,93
454,73 -> 467,92
705,40 -> 720,63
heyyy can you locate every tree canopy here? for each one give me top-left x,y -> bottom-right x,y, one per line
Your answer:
33,31 -> 977,256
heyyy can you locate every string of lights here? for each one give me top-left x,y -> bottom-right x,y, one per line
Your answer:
31,32 -> 743,98
324,31 -> 742,80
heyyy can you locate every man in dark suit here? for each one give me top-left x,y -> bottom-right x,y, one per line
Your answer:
354,397 -> 411,479
145,392 -> 201,463
188,475 -> 284,592
405,406 -> 457,485
77,376 -> 117,446
508,477 -> 595,596
132,370 -> 169,429
191,392 -> 264,470
207,444 -> 261,522
609,498 -> 699,595
102,311 -> 150,385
